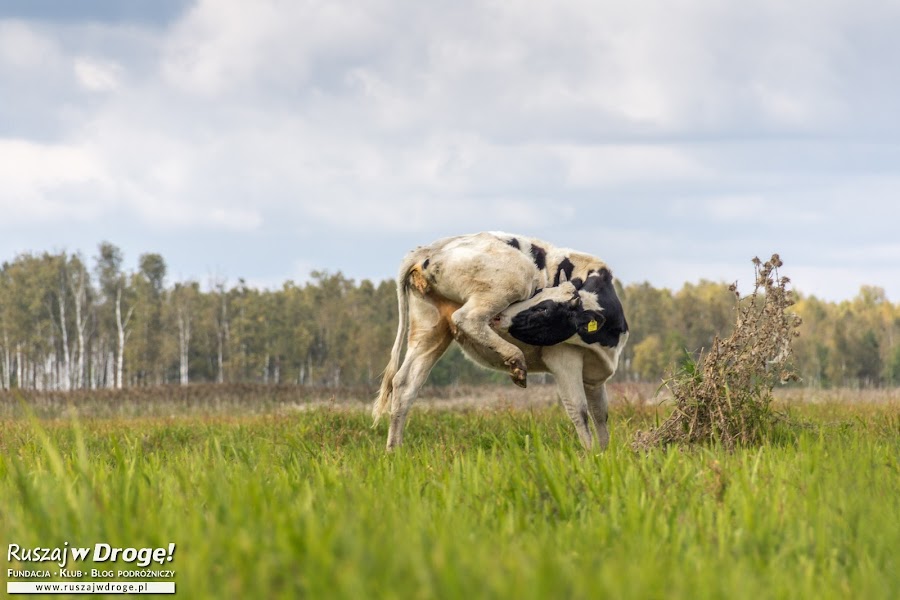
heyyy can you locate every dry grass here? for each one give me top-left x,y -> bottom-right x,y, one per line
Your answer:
634,254 -> 802,450
0,382 -> 572,419
774,387 -> 900,405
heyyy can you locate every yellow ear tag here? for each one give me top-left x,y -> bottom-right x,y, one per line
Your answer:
587,320 -> 598,333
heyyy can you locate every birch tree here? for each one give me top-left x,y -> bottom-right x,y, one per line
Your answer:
115,285 -> 135,389
212,278 -> 229,383
170,282 -> 199,385
48,254 -> 73,390
95,242 -> 134,389
0,265 -> 11,389
130,253 -> 166,385
68,254 -> 92,389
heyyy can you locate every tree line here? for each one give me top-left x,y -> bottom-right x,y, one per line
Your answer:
1,244 -> 898,391
626,280 -> 900,388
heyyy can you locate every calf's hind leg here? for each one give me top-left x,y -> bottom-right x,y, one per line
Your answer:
451,293 -> 530,387
386,303 -> 453,450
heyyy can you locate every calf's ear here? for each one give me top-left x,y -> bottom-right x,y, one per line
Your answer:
578,311 -> 607,339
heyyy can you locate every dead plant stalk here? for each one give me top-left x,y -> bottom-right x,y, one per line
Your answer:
634,254 -> 802,451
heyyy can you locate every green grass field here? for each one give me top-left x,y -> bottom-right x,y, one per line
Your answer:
1,388 -> 898,599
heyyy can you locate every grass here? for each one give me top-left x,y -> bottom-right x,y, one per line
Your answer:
1,393 -> 898,599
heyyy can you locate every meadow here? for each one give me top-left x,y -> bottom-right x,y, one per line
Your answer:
1,384 -> 898,599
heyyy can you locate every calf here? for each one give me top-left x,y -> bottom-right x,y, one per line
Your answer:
373,232 -> 629,450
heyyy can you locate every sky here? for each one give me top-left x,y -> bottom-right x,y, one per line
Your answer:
1,0 -> 899,302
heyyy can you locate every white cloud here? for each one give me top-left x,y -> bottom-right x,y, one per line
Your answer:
160,0 -> 381,97
0,139 -> 104,188
0,21 -> 61,70
834,243 -> 900,265
0,139 -> 112,221
74,57 -> 122,92
789,264 -> 900,302
559,144 -> 711,188
1,1 -> 899,298
705,197 -> 769,222
698,196 -> 824,225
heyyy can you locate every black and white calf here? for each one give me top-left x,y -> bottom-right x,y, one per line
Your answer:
373,232 -> 629,451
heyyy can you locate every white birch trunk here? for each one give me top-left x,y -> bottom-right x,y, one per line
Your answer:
57,278 -> 71,391
107,349 -> 115,389
177,305 -> 191,385
1,331 -> 9,390
16,344 -> 23,389
216,294 -> 228,384
217,339 -> 224,383
114,286 -> 134,390
71,268 -> 88,389
116,288 -> 125,389
29,359 -> 36,389
44,353 -> 55,391
90,342 -> 101,389
89,344 -> 96,389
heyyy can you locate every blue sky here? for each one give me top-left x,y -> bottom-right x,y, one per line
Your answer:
1,0 -> 898,301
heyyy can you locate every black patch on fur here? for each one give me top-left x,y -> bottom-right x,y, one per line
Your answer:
577,270 -> 629,347
530,244 -> 547,270
507,299 -> 580,346
506,238 -> 521,250
553,257 -> 575,286
422,258 -> 430,270
570,277 -> 584,290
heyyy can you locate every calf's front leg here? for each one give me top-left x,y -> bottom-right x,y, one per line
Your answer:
584,381 -> 610,450
542,345 -> 593,449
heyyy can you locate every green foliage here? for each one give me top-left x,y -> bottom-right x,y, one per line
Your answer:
1,398 -> 898,599
2,244 -> 900,391
884,345 -> 900,386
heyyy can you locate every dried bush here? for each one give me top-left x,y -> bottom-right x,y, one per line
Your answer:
634,254 -> 802,451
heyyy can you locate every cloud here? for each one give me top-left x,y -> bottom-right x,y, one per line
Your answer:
160,0 -> 383,98
0,20 -> 60,69
1,1 -> 899,299
74,57 -> 122,92
697,197 -> 822,226
0,139 -> 112,220
559,144 -> 711,188
789,264 -> 900,302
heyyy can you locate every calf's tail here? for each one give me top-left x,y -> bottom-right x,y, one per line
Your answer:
373,258 -> 415,423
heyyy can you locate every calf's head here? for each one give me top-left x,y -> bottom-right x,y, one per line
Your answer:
494,269 -> 629,349
492,282 -> 583,346
573,269 -> 629,348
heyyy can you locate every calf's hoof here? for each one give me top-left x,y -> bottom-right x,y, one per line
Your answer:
506,358 -> 528,388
